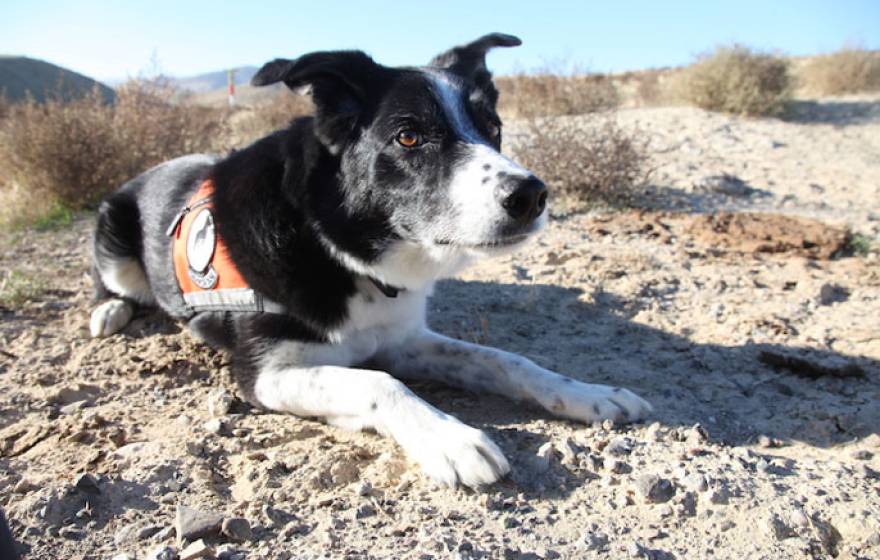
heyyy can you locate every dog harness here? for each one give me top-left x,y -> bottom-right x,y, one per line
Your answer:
167,180 -> 289,314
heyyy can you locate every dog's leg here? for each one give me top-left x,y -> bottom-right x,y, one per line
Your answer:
374,329 -> 652,424
89,298 -> 136,338
249,357 -> 509,488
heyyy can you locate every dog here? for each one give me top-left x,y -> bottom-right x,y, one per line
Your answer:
89,33 -> 651,488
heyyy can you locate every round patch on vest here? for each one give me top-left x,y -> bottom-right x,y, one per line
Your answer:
186,208 -> 216,273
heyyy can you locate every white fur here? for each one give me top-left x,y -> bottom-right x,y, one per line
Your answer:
99,258 -> 154,305
90,298 -> 134,338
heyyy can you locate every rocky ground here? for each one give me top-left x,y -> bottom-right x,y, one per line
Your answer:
1,95 -> 879,560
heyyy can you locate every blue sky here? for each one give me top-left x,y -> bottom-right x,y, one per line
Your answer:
3,1 -> 878,82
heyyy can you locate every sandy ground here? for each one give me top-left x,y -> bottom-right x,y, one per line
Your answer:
1,95 -> 879,560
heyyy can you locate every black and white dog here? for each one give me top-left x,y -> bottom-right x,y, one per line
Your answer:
90,33 -> 651,488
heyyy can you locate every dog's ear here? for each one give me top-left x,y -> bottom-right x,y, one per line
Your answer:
252,51 -> 388,152
429,33 -> 520,104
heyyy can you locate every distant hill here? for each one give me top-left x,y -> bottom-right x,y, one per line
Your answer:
173,66 -> 259,93
0,56 -> 115,103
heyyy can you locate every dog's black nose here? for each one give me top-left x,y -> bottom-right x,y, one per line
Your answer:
502,176 -> 547,223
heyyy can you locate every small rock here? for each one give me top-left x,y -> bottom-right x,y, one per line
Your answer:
534,442 -> 555,473
767,514 -> 796,540
111,554 -> 134,560
153,526 -> 175,542
176,505 -> 223,541
681,473 -> 709,493
74,473 -> 100,494
626,541 -> 644,557
634,474 -> 675,504
704,486 -> 730,505
686,424 -> 709,445
137,525 -> 162,540
221,517 -> 252,543
203,418 -> 225,435
356,481 -> 373,496
114,523 -> 142,546
207,389 -> 234,417
582,527 -> 609,551
645,422 -> 663,442
355,503 -> 375,519
789,507 -> 810,529
756,459 -> 770,473
605,437 -> 634,456
819,283 -> 850,306
851,449 -> 873,461
13,478 -> 39,494
180,538 -> 214,560
60,400 -> 90,415
584,453 -> 604,472
146,546 -> 177,560
59,525 -> 84,540
557,437 -> 579,465
607,459 -> 630,474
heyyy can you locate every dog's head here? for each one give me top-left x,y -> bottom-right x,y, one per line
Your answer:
253,33 -> 547,288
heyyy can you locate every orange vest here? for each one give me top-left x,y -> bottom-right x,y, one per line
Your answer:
168,180 -> 286,314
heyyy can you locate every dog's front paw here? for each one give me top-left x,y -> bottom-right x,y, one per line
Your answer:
89,299 -> 134,338
542,380 -> 652,424
398,415 -> 510,488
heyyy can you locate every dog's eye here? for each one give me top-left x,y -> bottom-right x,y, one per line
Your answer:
487,122 -> 501,139
396,130 -> 421,148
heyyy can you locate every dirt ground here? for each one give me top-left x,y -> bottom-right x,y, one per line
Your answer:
1,95 -> 879,560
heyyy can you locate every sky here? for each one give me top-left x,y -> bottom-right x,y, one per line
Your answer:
2,1 -> 879,83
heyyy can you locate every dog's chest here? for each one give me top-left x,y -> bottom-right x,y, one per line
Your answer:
329,286 -> 428,362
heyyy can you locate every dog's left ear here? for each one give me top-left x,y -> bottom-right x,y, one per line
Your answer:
252,51 -> 389,152
429,33 -> 521,104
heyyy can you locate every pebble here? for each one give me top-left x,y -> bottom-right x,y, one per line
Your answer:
355,504 -> 376,519
203,418 -> 225,435
137,525 -> 162,540
114,523 -> 143,546
582,526 -> 610,551
59,525 -> 84,540
74,473 -> 101,494
766,514 -> 796,541
557,437 -> 579,464
605,437 -> 634,456
208,389 -> 234,417
534,442 -> 555,473
357,481 -> 373,496
13,478 -> 39,494
645,422 -> 663,442
681,473 -> 709,493
634,474 -> 675,503
607,459 -> 629,474
221,517 -> 253,543
851,449 -> 873,461
180,538 -> 214,560
147,546 -> 177,560
176,505 -> 223,541
686,424 -> 709,445
704,486 -> 730,505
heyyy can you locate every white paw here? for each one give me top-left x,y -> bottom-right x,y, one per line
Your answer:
398,414 -> 510,488
89,299 -> 134,338
542,379 -> 653,424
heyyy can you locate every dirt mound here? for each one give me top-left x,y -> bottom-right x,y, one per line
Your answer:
687,212 -> 850,259
586,211 -> 851,259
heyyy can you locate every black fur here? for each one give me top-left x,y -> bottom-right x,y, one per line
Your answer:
91,33 -> 539,403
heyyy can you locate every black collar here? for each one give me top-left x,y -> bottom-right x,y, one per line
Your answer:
369,277 -> 402,298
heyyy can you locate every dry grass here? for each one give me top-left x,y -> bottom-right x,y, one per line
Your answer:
511,116 -> 650,211
0,269 -> 47,309
496,73 -> 619,118
0,80 -> 226,228
231,91 -> 314,145
674,45 -> 792,116
799,48 -> 880,95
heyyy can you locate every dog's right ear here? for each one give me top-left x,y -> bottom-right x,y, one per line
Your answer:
252,51 -> 388,152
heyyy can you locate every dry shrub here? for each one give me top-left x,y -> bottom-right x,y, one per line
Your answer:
232,91 -> 314,146
497,73 -> 619,118
0,79 -> 225,227
675,45 -> 791,116
800,48 -> 880,95
512,116 -> 650,210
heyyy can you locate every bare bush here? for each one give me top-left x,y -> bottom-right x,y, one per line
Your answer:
799,48 -> 880,95
511,116 -> 650,210
675,45 -> 792,116
231,91 -> 314,146
0,80 -> 225,226
497,73 -> 619,118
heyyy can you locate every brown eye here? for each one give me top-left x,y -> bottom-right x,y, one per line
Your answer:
397,130 -> 420,148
